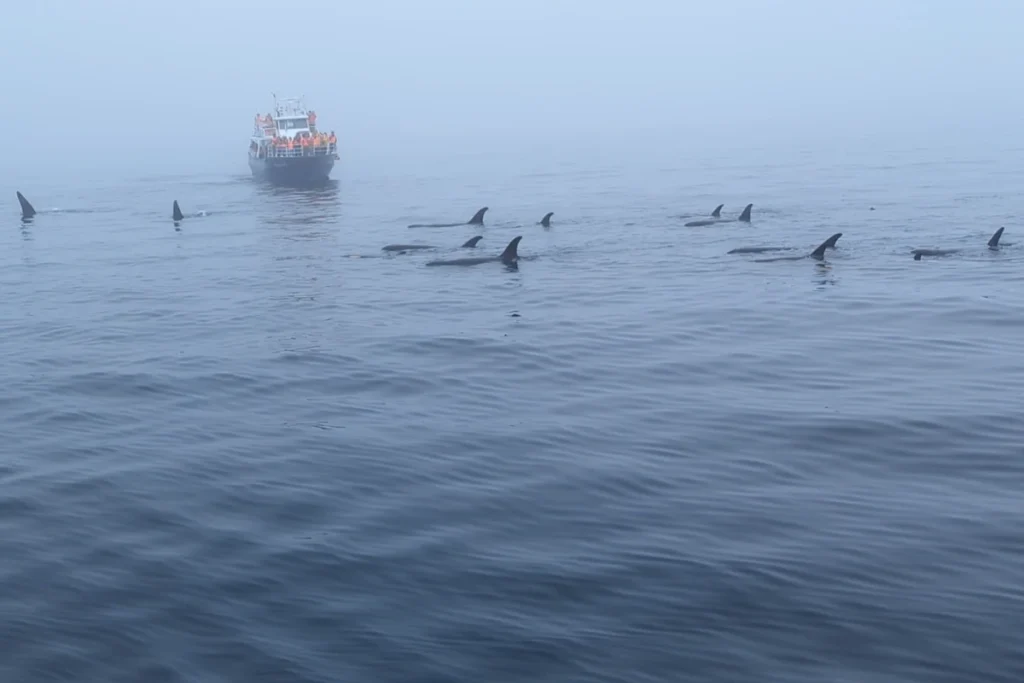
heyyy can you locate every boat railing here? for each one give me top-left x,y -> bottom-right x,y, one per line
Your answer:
260,143 -> 337,158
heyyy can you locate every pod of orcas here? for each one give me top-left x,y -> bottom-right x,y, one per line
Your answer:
690,202 -> 1008,261
911,227 -> 1007,260
14,193 -> 1012,265
685,203 -> 753,227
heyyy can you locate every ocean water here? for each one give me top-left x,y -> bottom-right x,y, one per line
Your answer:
2,141 -> 1024,682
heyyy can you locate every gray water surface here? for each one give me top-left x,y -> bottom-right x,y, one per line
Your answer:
2,146 -> 1024,682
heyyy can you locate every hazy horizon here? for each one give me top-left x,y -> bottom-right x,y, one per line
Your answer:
3,0 -> 1023,178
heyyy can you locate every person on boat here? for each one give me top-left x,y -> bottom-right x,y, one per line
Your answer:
308,111 -> 317,127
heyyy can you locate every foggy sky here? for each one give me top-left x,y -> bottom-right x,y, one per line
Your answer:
2,0 -> 1022,177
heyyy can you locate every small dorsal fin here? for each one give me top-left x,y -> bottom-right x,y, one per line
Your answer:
811,233 -> 842,259
540,212 -> 554,227
738,204 -> 753,222
500,236 -> 522,264
988,227 -> 1005,248
172,200 -> 184,222
467,207 -> 488,225
711,204 -> 724,218
461,235 -> 483,248
16,191 -> 36,219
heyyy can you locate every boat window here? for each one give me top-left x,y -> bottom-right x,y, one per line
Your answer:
277,118 -> 308,131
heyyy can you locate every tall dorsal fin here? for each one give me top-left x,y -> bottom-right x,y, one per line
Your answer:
988,227 -> 1005,248
172,200 -> 184,222
500,236 -> 522,264
821,232 -> 843,251
467,207 -> 488,225
461,235 -> 483,248
738,203 -> 753,222
810,233 -> 842,259
16,191 -> 36,219
540,212 -> 553,227
711,203 -> 724,218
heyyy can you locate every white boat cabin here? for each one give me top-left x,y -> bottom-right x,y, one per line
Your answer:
253,96 -> 316,141
249,95 -> 335,159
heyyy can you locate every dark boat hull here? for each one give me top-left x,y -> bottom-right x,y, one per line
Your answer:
248,153 -> 336,185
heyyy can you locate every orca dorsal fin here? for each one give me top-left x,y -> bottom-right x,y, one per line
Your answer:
711,204 -> 723,218
461,235 -> 483,248
738,203 -> 753,222
467,207 -> 488,225
540,212 -> 553,227
988,227 -> 1005,248
500,236 -> 522,264
811,233 -> 842,259
16,191 -> 36,219
172,200 -> 184,222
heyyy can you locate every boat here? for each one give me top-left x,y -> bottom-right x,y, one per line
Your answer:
248,96 -> 338,185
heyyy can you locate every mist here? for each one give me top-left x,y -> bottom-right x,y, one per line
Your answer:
2,0 -> 1022,179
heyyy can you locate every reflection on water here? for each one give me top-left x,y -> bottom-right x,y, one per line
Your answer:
254,178 -> 340,200
256,179 -> 342,227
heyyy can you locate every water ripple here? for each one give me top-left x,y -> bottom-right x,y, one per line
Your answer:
3,151 -> 1024,681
